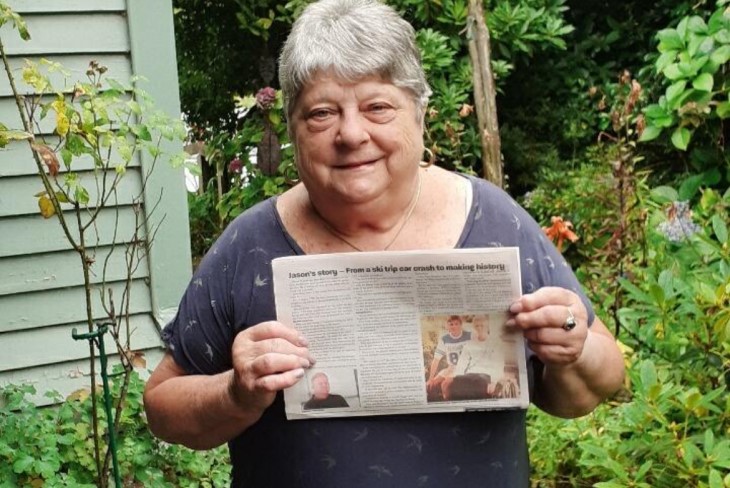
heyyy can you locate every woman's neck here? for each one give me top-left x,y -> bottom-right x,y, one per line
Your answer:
305,172 -> 422,251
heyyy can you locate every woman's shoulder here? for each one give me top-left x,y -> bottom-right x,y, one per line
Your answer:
227,196 -> 279,229
204,196 -> 288,261
462,173 -> 515,202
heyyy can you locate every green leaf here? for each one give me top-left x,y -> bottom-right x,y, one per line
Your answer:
268,111 -> 281,126
649,283 -> 665,305
712,214 -> 728,244
714,28 -> 730,44
683,439 -> 704,469
709,470 -> 723,488
671,127 -> 691,151
169,152 -> 186,168
640,361 -> 658,389
60,148 -> 72,169
710,45 -> 730,66
692,72 -> 714,92
687,34 -> 708,57
107,78 -> 127,92
663,63 -> 684,80
0,129 -> 33,142
55,191 -> 69,204
639,125 -> 662,142
644,103 -> 669,119
75,186 -> 90,205
636,460 -> 653,479
678,59 -> 698,77
655,50 -> 677,71
657,28 -> 684,51
136,124 -> 152,142
34,459 -> 56,478
654,115 -> 676,128
708,8 -> 728,33
666,80 -> 687,103
705,429 -> 716,454
12,454 -> 34,473
650,185 -> 679,203
657,269 -> 674,296
678,173 -> 704,200
687,16 -> 708,34
677,17 -> 690,40
65,133 -> 87,156
718,101 -> 730,119
185,162 -> 202,176
256,17 -> 272,30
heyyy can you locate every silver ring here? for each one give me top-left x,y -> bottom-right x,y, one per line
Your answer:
562,307 -> 577,331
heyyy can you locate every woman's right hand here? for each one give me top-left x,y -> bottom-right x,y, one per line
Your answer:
228,321 -> 314,415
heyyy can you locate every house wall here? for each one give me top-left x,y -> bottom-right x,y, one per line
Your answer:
0,0 -> 191,404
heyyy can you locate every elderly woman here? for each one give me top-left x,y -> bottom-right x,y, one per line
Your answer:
144,0 -> 624,486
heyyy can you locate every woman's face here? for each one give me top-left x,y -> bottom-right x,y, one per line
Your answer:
290,73 -> 423,206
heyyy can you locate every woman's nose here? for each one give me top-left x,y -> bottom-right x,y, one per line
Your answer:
335,112 -> 370,147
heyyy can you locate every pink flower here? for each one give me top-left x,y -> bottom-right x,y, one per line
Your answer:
256,87 -> 277,111
228,157 -> 243,174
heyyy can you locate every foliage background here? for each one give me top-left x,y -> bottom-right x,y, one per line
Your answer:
175,1 -> 730,486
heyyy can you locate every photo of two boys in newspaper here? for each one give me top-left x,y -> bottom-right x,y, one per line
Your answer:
272,247 -> 529,420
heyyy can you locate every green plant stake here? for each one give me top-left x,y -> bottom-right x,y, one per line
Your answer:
72,323 -> 122,488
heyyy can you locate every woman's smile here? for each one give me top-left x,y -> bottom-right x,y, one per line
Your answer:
334,158 -> 380,169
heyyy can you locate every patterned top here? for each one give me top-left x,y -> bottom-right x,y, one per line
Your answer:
162,175 -> 594,488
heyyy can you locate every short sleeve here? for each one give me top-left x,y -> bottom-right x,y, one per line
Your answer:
161,222 -> 242,375
160,198 -> 296,376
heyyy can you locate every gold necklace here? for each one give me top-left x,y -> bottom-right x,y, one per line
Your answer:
317,173 -> 422,252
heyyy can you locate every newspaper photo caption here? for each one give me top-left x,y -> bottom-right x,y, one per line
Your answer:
272,248 -> 529,419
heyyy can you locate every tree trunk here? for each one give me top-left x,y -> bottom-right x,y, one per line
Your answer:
467,0 -> 502,187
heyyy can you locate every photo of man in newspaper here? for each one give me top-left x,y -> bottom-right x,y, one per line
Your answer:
301,369 -> 359,411
443,314 -> 520,401
423,314 -> 520,402
425,315 -> 471,401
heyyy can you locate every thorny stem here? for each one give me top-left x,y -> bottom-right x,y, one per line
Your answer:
0,35 -> 106,484
75,204 -> 105,488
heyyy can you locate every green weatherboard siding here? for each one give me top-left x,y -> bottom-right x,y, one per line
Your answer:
0,0 -> 190,405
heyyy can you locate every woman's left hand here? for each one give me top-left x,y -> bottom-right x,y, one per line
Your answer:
506,286 -> 588,366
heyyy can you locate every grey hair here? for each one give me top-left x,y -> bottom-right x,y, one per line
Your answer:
279,0 -> 431,120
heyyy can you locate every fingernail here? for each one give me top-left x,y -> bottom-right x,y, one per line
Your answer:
504,319 -> 516,328
509,302 -> 522,313
309,356 -> 317,366
293,368 -> 305,378
300,358 -> 311,368
298,336 -> 309,347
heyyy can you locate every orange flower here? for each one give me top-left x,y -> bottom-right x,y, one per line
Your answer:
459,103 -> 474,117
542,216 -> 579,252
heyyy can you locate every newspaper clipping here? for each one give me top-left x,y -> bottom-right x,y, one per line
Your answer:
272,248 -> 529,420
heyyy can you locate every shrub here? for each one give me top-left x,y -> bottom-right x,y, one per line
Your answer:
529,185 -> 730,487
0,372 -> 231,487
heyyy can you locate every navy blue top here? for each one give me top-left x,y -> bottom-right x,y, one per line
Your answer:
162,176 -> 594,488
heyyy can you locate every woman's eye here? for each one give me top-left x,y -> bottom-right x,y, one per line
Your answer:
308,109 -> 332,120
365,103 -> 396,123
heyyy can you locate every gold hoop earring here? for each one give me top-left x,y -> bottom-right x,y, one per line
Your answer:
283,160 -> 300,186
420,147 -> 435,168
